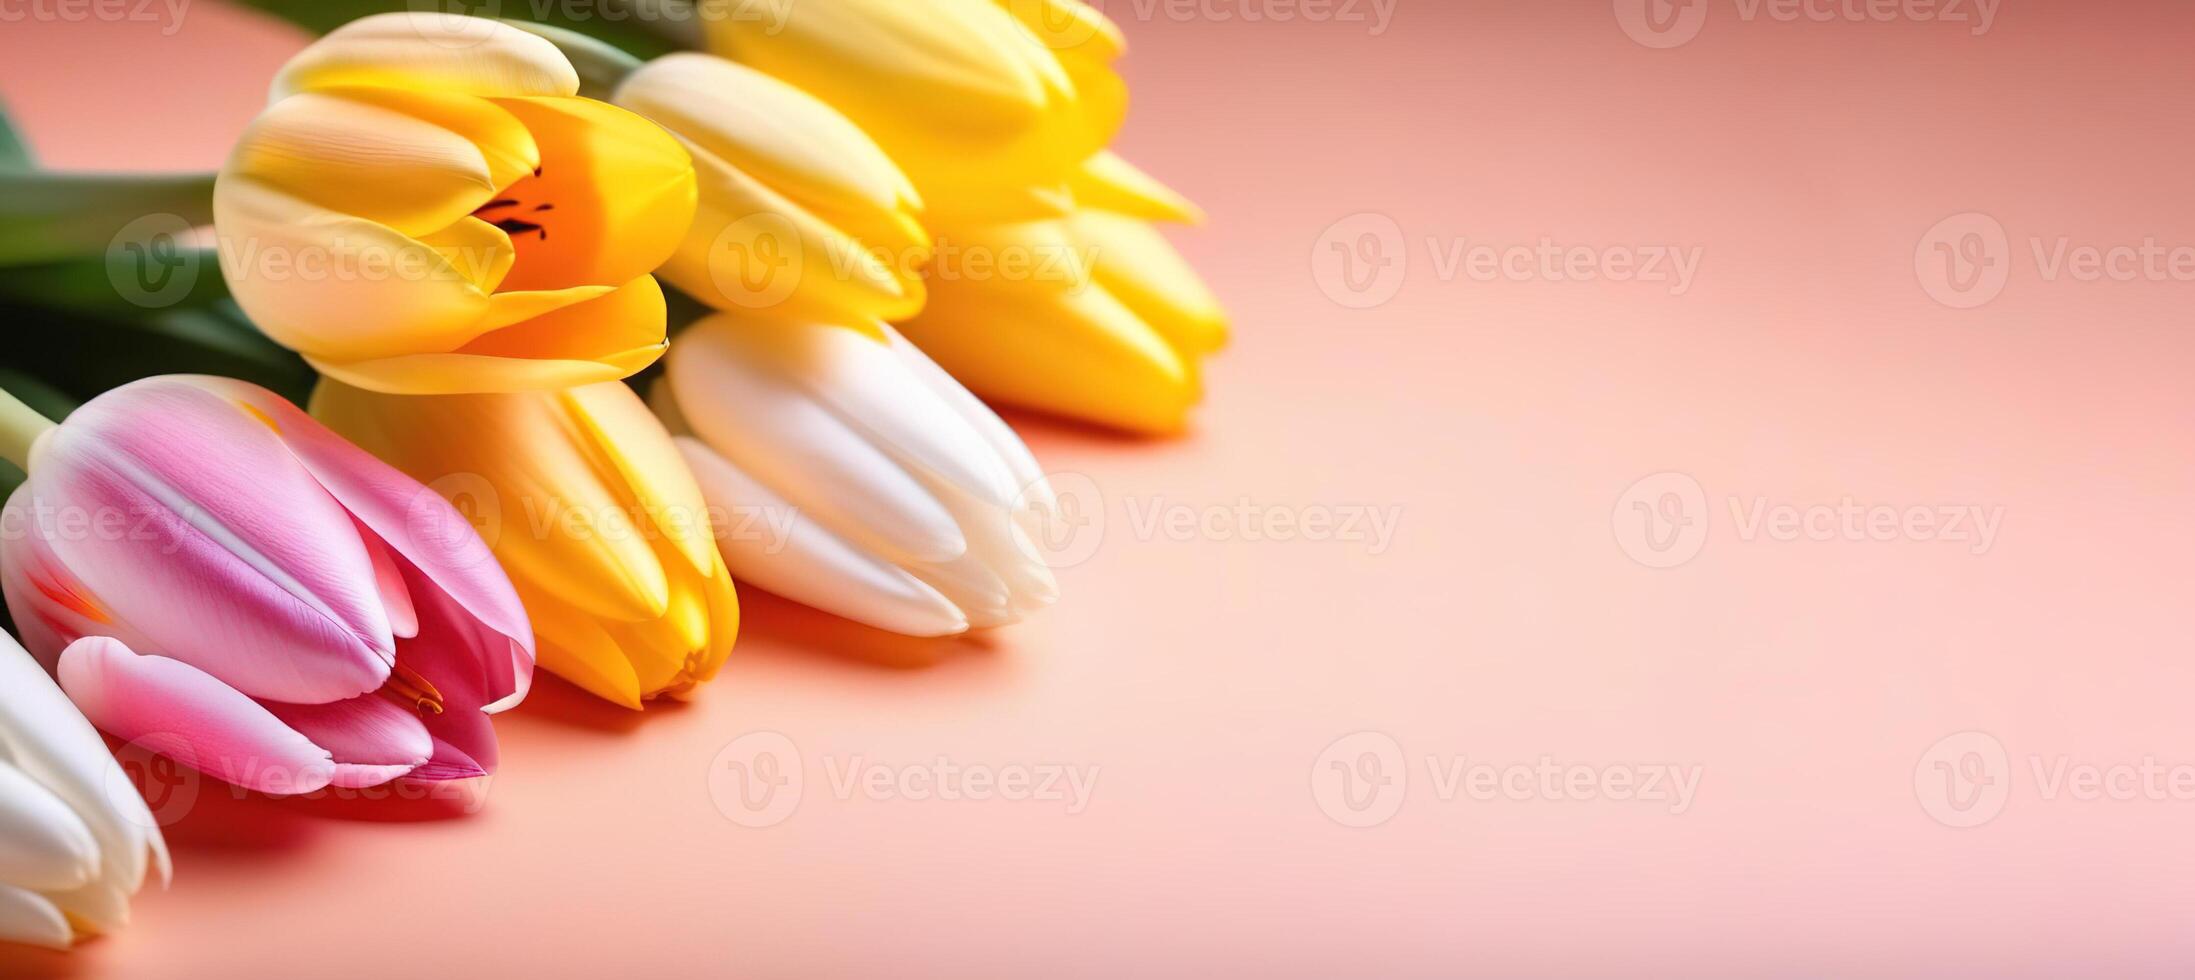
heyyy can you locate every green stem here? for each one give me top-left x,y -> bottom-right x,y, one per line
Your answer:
616,0 -> 705,50
0,385 -> 56,472
507,20 -> 647,100
0,171 -> 216,267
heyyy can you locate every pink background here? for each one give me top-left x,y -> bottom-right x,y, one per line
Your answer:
7,1 -> 2195,975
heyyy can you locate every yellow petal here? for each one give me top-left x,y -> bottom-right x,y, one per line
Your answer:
516,579 -> 645,710
996,0 -> 1125,60
214,175 -> 492,363
702,0 -> 1086,204
1068,210 -> 1228,355
1070,151 -> 1205,225
222,89 -> 532,238
900,220 -> 1198,434
560,382 -> 721,579
615,53 -> 925,255
316,275 -> 665,394
272,12 -> 579,100
659,141 -> 921,324
484,96 -> 697,293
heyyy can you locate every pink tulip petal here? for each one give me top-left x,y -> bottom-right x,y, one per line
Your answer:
31,378 -> 395,703
206,379 -> 534,673
259,694 -> 432,772
330,764 -> 423,790
0,488 -> 162,671
55,636 -> 337,796
409,738 -> 489,783
358,523 -> 419,640
397,562 -> 509,777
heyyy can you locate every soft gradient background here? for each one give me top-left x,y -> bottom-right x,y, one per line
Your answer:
6,1 -> 2195,975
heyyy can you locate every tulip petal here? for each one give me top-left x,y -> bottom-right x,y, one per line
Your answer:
516,578 -> 644,710
677,438 -> 968,637
221,88 -> 533,239
666,318 -> 969,566
0,760 -> 99,893
615,53 -> 926,256
562,382 -> 722,580
483,96 -> 696,293
259,695 -> 431,773
215,175 -> 497,365
56,638 -> 338,797
880,325 -> 1055,518
397,561 -> 516,775
272,12 -> 580,100
0,884 -> 71,951
0,632 -> 167,904
900,221 -> 1198,435
1068,210 -> 1229,356
1070,151 -> 1205,225
33,379 -> 396,704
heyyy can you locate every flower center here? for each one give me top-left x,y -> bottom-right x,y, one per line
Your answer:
472,167 -> 556,243
384,663 -> 446,716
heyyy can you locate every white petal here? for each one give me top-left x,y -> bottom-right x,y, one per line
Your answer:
677,439 -> 968,637
0,761 -> 99,893
0,636 -> 165,909
0,883 -> 71,951
666,318 -> 969,565
880,324 -> 1056,518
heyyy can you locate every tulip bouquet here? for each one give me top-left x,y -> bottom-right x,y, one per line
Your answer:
0,0 -> 1223,949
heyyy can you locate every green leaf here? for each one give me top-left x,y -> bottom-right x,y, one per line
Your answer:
0,171 -> 215,268
0,246 -> 229,319
0,299 -> 315,406
229,0 -> 686,60
0,100 -> 31,172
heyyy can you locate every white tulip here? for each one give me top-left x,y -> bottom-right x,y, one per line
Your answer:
0,632 -> 168,950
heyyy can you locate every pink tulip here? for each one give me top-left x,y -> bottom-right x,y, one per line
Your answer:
0,376 -> 534,796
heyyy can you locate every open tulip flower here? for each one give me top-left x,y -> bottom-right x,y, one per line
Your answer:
311,380 -> 738,709
613,51 -> 929,326
214,12 -> 698,395
0,633 -> 168,950
656,315 -> 1057,636
698,0 -> 1122,223
0,377 -> 535,796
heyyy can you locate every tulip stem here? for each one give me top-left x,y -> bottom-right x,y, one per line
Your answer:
0,386 -> 56,471
0,170 -> 216,267
613,0 -> 705,50
507,21 -> 645,101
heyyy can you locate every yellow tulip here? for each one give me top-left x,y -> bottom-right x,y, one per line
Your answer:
311,379 -> 738,709
901,205 -> 1227,435
214,13 -> 699,395
611,52 -> 927,326
697,0 -> 1120,223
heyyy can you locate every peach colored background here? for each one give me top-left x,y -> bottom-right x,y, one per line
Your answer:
7,1 -> 2195,975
